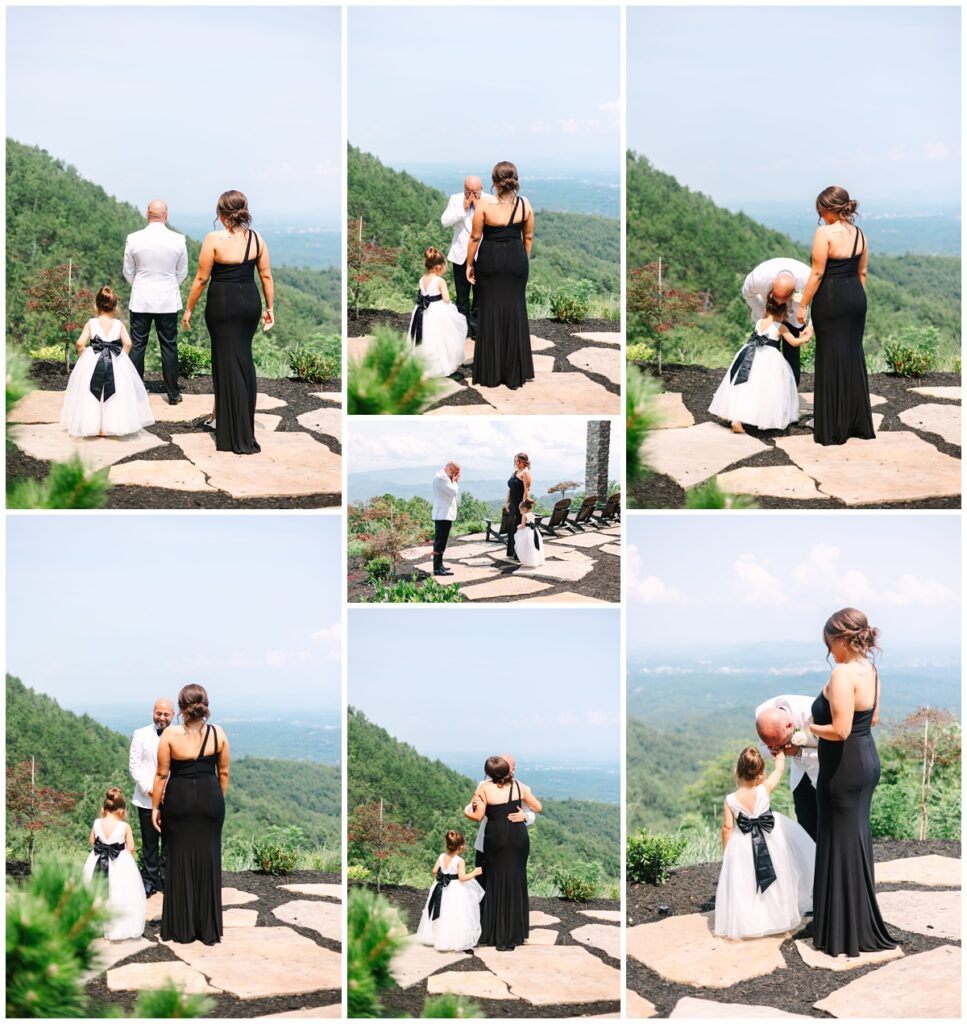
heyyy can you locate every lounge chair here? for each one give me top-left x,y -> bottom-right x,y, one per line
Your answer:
536,498 -> 573,538
485,507 -> 511,543
590,491 -> 621,528
566,495 -> 599,532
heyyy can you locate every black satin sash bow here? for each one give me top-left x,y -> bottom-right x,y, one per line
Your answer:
409,292 -> 442,345
729,332 -> 781,385
527,524 -> 542,551
427,872 -> 457,919
89,337 -> 123,402
735,811 -> 776,893
92,837 -> 125,876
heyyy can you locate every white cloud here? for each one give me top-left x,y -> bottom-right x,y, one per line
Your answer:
628,544 -> 681,604
311,622 -> 342,661
733,553 -> 787,606
924,142 -> 949,161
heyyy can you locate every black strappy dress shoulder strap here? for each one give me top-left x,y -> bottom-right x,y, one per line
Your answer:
508,195 -> 522,226
242,228 -> 260,263
196,723 -> 212,760
850,225 -> 864,258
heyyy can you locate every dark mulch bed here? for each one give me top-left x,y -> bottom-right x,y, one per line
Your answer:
627,839 -> 961,1017
372,883 -> 620,1019
77,869 -> 341,1019
8,361 -> 341,509
631,364 -> 962,509
349,309 -> 621,410
346,540 -> 620,604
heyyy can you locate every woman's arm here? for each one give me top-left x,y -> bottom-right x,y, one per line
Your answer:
76,321 -> 91,354
466,794 -> 488,822
520,782 -> 542,813
465,205 -> 485,284
256,236 -> 275,328
216,728 -> 230,797
183,234 -> 216,329
858,239 -> 869,289
522,202 -> 534,256
798,227 -> 829,322
522,470 -> 532,502
119,323 -> 133,354
809,667 -> 856,742
150,734 -> 172,832
125,823 -> 136,854
721,799 -> 734,851
763,751 -> 786,793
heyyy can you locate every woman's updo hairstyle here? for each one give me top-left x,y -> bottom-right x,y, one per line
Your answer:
216,190 -> 252,231
103,786 -> 127,816
95,286 -> 118,313
484,755 -> 512,786
445,829 -> 465,853
514,452 -> 531,469
178,683 -> 211,723
823,607 -> 881,662
736,746 -> 765,782
816,186 -> 859,223
492,161 -> 520,196
424,246 -> 446,271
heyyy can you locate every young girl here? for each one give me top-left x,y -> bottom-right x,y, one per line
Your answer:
61,286 -> 155,438
514,499 -> 545,568
408,248 -> 467,378
708,296 -> 812,433
713,748 -> 814,940
415,830 -> 484,952
82,787 -> 147,941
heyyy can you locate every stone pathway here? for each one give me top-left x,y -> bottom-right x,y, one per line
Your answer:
627,854 -> 961,1018
85,873 -> 341,1017
8,387 -> 341,507
389,905 -> 620,1015
640,383 -> 960,507
373,522 -> 621,604
348,330 -> 621,415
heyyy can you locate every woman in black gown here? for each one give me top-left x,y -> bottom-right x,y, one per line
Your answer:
183,190 -> 275,454
466,162 -> 535,390
809,608 -> 896,958
504,453 -> 532,561
798,186 -> 875,446
470,756 -> 542,951
152,684 -> 230,946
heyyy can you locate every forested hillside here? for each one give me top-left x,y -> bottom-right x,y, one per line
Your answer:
626,151 -> 961,369
348,145 -> 619,317
5,675 -> 341,859
6,140 -> 340,375
347,708 -> 620,889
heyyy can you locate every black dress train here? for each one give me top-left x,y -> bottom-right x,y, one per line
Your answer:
506,471 -> 525,559
812,226 -> 875,446
472,196 -> 534,390
206,230 -> 263,454
479,781 -> 529,950
161,724 -> 225,945
811,673 -> 896,957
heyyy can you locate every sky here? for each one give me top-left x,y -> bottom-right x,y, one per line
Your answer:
6,515 -> 342,712
349,7 -> 620,173
348,417 -> 621,482
627,514 -> 961,655
628,6 -> 961,206
6,7 -> 341,223
349,609 -> 620,763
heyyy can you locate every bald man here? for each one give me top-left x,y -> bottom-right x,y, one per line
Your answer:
441,176 -> 496,339
742,258 -> 812,386
129,697 -> 173,895
755,695 -> 819,840
123,200 -> 189,404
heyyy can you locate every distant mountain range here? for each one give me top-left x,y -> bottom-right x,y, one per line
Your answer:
348,465 -> 588,504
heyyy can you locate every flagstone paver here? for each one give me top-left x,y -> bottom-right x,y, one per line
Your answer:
435,541 -> 503,559
515,560 -> 595,583
279,883 -> 343,900
414,561 -> 499,584
529,910 -> 561,926
259,1006 -> 342,1018
473,943 -> 619,1006
400,544 -> 434,560
717,465 -> 831,501
652,393 -> 695,429
477,372 -> 618,416
107,960 -> 219,994
813,944 -> 960,1018
552,532 -> 616,548
670,997 -> 813,1018
390,943 -> 468,988
296,407 -> 341,441
601,543 -> 622,556
529,336 -> 555,352
224,908 -> 260,927
776,432 -> 961,505
571,923 -> 620,960
643,421 -> 769,489
525,928 -> 560,945
877,889 -> 960,940
83,937 -> 152,982
221,888 -> 260,905
146,394 -> 215,422
460,577 -> 553,600
272,899 -> 342,943
627,913 -> 788,987
579,910 -> 622,922
10,423 -> 167,470
163,925 -> 341,998
426,971 -> 514,1000
548,546 -> 595,561
566,347 -> 622,386
145,892 -> 164,921
874,854 -> 961,888
172,432 -> 341,499
897,403 -> 961,446
516,591 -> 612,604
8,389 -> 72,423
108,459 -> 215,491
573,331 -> 621,347
626,990 -> 659,1018
794,939 -> 904,971
909,386 -> 962,401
